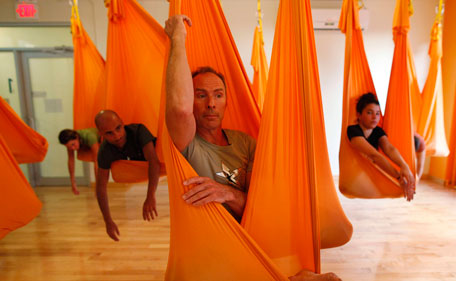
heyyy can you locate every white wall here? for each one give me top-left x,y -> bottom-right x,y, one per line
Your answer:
0,0 -> 440,175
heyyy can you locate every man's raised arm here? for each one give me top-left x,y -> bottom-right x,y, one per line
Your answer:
164,15 -> 196,151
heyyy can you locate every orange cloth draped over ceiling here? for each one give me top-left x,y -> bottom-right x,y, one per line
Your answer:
416,2 -> 449,157
162,0 -> 352,278
251,25 -> 269,111
338,0 -> 405,198
0,97 -> 48,164
71,4 -> 106,131
0,134 -> 42,239
243,0 -> 352,275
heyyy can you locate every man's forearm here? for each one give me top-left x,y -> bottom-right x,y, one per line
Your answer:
96,181 -> 113,223
225,187 -> 247,218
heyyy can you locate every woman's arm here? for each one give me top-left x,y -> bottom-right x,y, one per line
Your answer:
350,136 -> 400,179
378,136 -> 415,201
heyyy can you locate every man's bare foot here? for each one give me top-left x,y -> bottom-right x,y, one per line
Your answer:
72,187 -> 80,195
289,269 -> 342,281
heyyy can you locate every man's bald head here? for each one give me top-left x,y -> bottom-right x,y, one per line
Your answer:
95,110 -> 127,148
95,110 -> 122,129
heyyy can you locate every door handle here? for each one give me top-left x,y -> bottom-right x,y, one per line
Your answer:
8,78 -> 13,93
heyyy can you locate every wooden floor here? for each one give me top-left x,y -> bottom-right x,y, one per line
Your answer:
1,178 -> 455,281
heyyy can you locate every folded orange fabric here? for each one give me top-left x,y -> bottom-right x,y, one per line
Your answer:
416,3 -> 449,157
0,97 -> 48,164
251,26 -> 269,111
71,4 -> 106,131
0,133 -> 42,239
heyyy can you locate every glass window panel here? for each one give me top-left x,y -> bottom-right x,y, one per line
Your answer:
0,27 -> 71,48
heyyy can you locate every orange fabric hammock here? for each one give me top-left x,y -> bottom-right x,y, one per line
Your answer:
0,97 -> 48,164
251,24 -> 269,111
103,0 -> 168,182
416,2 -> 449,157
383,0 -> 416,175
163,1 -> 286,279
338,0 -> 415,198
104,0 -> 167,137
0,133 -> 42,239
71,3 -> 106,131
242,0 -> 352,275
161,0 -> 352,278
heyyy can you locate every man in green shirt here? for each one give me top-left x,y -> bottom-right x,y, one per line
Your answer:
58,128 -> 100,195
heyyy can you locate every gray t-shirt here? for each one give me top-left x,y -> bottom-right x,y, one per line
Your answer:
182,129 -> 256,221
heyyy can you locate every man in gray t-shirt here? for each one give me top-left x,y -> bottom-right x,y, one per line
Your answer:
182,129 -> 256,222
164,15 -> 255,222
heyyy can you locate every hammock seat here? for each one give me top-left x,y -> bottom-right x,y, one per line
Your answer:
0,133 -> 42,239
338,0 -> 416,198
161,0 -> 352,278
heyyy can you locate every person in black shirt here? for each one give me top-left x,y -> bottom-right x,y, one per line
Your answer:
95,110 -> 161,241
347,93 -> 415,201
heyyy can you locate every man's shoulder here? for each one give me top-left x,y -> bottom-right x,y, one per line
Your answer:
223,129 -> 256,148
224,129 -> 254,141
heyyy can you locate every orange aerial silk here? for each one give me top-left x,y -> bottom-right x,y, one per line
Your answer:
0,133 -> 42,239
243,0 -> 353,275
250,0 -> 268,111
104,0 -> 167,137
446,88 -> 456,186
383,0 -> 416,175
416,1 -> 449,157
251,26 -> 268,111
163,1 -> 286,279
338,0 -> 406,198
161,0 -> 352,278
72,0 -> 168,181
71,3 -> 106,131
0,97 -> 48,164
444,0 -> 456,187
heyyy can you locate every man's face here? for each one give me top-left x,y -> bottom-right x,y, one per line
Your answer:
98,115 -> 127,148
192,72 -> 227,131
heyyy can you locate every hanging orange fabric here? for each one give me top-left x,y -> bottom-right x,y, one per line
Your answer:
250,0 -> 268,111
416,1 -> 449,157
443,0 -> 456,187
162,0 -> 352,278
243,0 -> 352,276
0,97 -> 48,164
163,1 -> 287,279
383,0 -> 416,175
0,134 -> 42,239
338,0 -> 404,198
102,0 -> 168,180
71,3 -> 106,131
104,0 -> 167,137
446,88 -> 456,186
169,0 -> 261,138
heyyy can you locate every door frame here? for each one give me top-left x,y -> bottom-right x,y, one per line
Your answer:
0,47 -> 90,186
